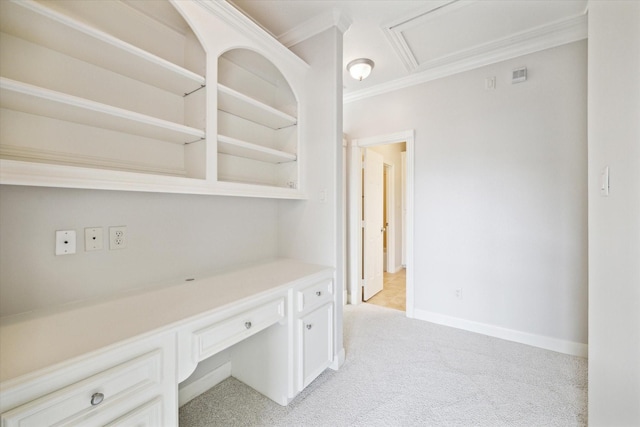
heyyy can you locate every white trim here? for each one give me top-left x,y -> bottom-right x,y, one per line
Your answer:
383,163 -> 397,274
330,347 -> 346,370
413,309 -> 588,357
178,362 -> 231,407
278,9 -> 353,48
194,0 -> 309,71
345,14 -> 587,104
348,130 -> 415,318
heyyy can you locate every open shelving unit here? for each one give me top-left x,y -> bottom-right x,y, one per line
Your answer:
0,0 -> 308,198
217,49 -> 299,190
0,0 -> 206,180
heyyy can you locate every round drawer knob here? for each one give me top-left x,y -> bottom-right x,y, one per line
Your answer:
90,392 -> 104,406
315,291 -> 322,297
306,324 -> 313,330
245,321 -> 252,329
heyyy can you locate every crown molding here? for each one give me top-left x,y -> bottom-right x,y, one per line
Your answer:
195,0 -> 309,70
278,8 -> 353,48
345,13 -> 587,104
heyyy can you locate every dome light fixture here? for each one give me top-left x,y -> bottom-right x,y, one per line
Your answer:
347,58 -> 375,81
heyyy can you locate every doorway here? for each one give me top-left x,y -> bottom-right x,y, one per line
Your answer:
365,155 -> 406,311
347,130 -> 415,317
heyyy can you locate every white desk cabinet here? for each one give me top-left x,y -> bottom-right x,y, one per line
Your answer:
0,334 -> 177,426
0,260 -> 341,426
294,278 -> 335,390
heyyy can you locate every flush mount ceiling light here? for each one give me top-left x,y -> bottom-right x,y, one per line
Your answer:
347,58 -> 375,81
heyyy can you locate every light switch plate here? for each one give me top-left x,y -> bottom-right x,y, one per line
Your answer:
600,166 -> 609,196
55,230 -> 76,255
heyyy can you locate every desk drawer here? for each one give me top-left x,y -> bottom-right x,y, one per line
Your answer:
1,350 -> 163,427
296,279 -> 333,312
104,397 -> 162,427
193,297 -> 285,361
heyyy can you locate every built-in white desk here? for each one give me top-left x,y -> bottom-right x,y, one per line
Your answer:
0,259 -> 340,426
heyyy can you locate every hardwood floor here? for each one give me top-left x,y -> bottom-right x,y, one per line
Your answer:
366,268 -> 406,311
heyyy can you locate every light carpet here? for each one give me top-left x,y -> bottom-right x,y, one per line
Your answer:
179,303 -> 587,426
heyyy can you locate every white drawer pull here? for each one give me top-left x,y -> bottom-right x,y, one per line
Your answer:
245,321 -> 252,329
90,392 -> 104,406
306,324 -> 313,330
316,291 -> 322,297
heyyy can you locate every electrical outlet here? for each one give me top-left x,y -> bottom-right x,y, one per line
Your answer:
84,227 -> 103,251
55,230 -> 76,255
109,226 -> 127,250
455,288 -> 463,299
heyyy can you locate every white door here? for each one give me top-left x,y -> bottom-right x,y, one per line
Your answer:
363,149 -> 384,300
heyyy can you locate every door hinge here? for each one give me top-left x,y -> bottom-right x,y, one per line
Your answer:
361,220 -> 365,228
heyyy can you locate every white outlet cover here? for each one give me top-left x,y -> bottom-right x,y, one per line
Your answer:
55,230 -> 76,255
109,226 -> 127,250
85,227 -> 103,251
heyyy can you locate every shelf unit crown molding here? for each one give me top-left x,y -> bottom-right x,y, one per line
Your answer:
193,0 -> 309,72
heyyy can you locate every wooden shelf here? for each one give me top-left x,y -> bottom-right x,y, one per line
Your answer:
217,84 -> 297,130
218,135 -> 296,164
0,78 -> 205,144
0,0 -> 205,96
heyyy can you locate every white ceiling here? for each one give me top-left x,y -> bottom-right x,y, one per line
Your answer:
229,0 -> 587,101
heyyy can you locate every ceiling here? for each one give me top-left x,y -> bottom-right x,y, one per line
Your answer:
229,0 -> 587,102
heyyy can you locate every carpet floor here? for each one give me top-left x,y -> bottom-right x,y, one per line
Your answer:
179,303 -> 587,426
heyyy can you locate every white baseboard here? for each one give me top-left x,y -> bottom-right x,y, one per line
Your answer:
330,347 -> 346,370
178,362 -> 232,407
413,309 -> 588,358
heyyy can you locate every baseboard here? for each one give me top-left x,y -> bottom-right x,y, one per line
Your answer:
178,362 -> 232,407
330,347 -> 346,370
413,309 -> 588,357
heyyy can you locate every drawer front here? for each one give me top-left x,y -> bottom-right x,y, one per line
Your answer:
1,350 -> 163,427
103,397 -> 163,427
194,297 -> 285,361
297,279 -> 333,312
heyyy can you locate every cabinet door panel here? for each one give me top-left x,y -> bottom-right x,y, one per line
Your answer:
298,303 -> 333,390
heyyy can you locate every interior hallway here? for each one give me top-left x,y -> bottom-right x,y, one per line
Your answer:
366,268 -> 406,311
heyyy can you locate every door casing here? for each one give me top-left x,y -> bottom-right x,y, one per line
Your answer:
347,130 -> 415,317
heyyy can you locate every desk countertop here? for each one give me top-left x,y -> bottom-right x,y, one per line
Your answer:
0,258 -> 333,383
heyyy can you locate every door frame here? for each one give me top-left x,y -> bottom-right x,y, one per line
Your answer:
348,129 -> 415,317
383,162 -> 397,274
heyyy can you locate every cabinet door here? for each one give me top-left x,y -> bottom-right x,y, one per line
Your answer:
298,303 -> 333,390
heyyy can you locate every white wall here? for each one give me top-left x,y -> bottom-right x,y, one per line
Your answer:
278,27 -> 342,270
588,1 -> 640,424
344,41 -> 588,351
0,186 -> 278,316
278,26 -> 344,360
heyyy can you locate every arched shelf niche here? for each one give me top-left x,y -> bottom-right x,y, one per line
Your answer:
216,48 -> 299,190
